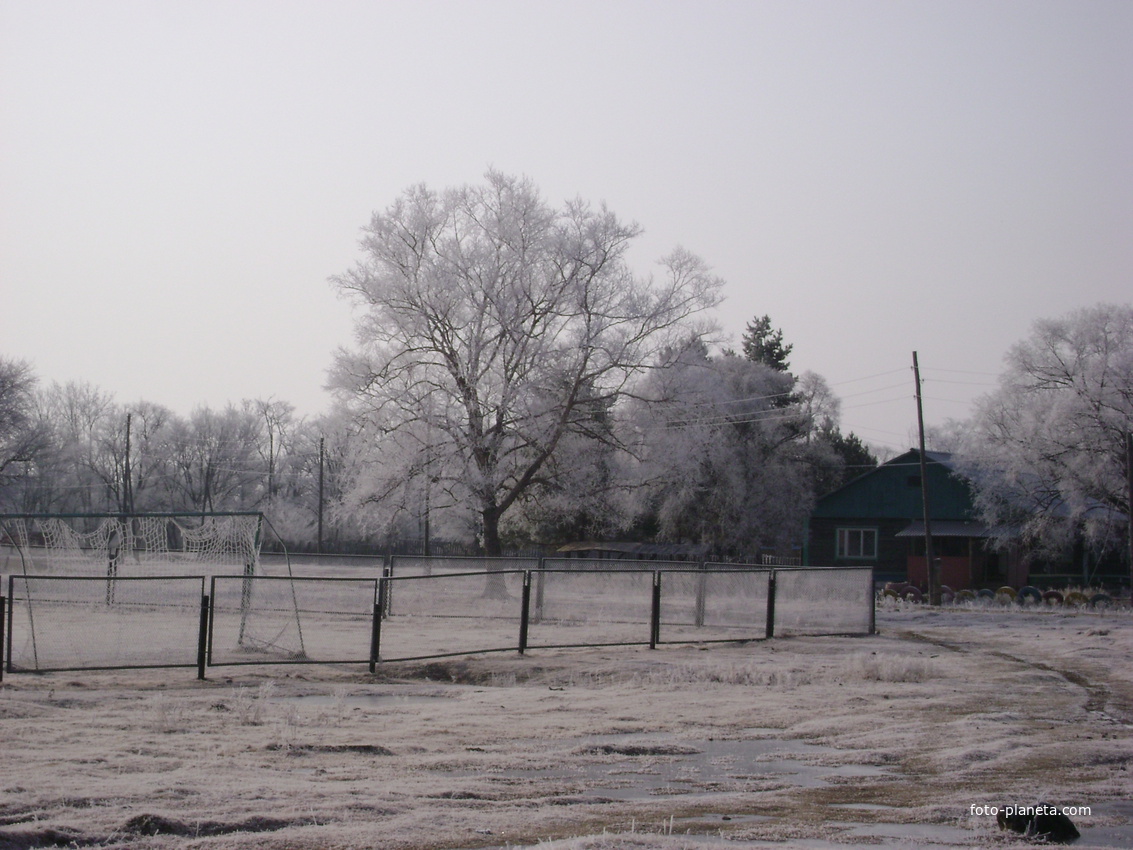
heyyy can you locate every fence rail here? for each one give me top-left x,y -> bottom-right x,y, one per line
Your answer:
2,562 -> 873,680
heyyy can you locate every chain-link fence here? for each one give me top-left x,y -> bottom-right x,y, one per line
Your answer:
209,575 -> 376,667
770,567 -> 874,636
658,568 -> 773,644
527,569 -> 657,648
6,574 -> 206,673
3,562 -> 874,678
378,570 -> 528,661
389,555 -> 541,578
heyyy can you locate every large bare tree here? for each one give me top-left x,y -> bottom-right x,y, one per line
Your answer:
331,171 -> 722,554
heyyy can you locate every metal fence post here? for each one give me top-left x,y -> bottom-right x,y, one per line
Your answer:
197,593 -> 210,680
4,578 -> 9,679
869,567 -> 877,635
371,577 -> 387,671
694,562 -> 706,627
381,565 -> 393,617
0,595 -> 5,682
650,572 -> 661,649
518,571 -> 531,655
207,577 -> 218,668
766,571 -> 777,639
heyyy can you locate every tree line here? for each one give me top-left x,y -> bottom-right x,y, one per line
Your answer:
0,376 -> 348,548
10,172 -> 1123,567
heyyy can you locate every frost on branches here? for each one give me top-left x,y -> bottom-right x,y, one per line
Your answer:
329,171 -> 723,555
959,304 -> 1133,561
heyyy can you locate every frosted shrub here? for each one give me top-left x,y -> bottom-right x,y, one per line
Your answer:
850,652 -> 934,683
151,692 -> 189,733
232,681 -> 276,725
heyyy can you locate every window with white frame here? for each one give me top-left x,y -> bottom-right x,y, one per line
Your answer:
836,527 -> 877,559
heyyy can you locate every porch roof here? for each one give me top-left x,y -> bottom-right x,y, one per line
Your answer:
895,520 -> 996,538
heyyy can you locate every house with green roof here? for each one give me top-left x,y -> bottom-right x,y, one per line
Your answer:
805,449 -> 1026,590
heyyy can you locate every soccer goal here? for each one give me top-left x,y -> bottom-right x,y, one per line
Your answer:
0,512 -> 305,665
0,512 -> 264,578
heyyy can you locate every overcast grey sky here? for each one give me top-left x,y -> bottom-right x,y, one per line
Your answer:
2,0 -> 1130,452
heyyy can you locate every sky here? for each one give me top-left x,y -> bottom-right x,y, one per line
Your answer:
2,0 -> 1130,454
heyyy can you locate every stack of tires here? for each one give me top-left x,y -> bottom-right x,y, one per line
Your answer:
880,582 -> 1118,608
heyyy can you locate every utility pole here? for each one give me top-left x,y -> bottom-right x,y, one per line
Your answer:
317,436 -> 325,555
123,412 -> 134,515
913,352 -> 939,605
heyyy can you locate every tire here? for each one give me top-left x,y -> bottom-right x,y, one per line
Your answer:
1088,593 -> 1113,609
882,588 -> 900,600
1065,591 -> 1089,607
1041,590 -> 1064,605
955,589 -> 976,603
976,588 -> 996,604
902,586 -> 923,603
1016,585 -> 1042,605
996,586 -> 1017,601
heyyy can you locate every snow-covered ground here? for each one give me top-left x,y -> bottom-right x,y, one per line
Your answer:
1,602 -> 1131,849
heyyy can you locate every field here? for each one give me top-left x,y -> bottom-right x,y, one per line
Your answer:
1,602 -> 1132,849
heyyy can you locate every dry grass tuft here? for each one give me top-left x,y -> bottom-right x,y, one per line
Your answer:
849,652 -> 935,683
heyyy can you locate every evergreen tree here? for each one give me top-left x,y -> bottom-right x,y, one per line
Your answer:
741,315 -> 793,372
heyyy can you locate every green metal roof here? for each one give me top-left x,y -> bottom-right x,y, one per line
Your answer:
811,449 -> 976,521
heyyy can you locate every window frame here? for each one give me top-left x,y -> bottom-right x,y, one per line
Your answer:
836,527 -> 878,560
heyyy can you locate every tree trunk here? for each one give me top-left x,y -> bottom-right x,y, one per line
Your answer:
480,506 -> 511,600
481,506 -> 503,556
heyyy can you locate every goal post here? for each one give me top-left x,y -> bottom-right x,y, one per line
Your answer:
0,512 -> 266,578
0,512 -> 305,661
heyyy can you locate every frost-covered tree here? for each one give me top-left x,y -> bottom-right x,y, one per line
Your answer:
625,340 -> 818,557
31,381 -> 118,513
245,398 -> 296,505
166,405 -> 264,512
959,304 -> 1133,562
330,171 -> 722,555
0,358 -> 48,510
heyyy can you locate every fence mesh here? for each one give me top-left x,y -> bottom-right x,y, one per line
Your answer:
658,569 -> 772,643
6,575 -> 204,672
208,576 -> 366,664
389,555 -> 541,578
528,569 -> 656,648
772,567 -> 874,635
540,557 -> 695,571
378,570 -> 526,660
259,552 -> 384,578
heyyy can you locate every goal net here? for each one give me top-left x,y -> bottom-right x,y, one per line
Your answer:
1,512 -> 305,661
0,512 -> 263,577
